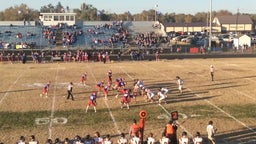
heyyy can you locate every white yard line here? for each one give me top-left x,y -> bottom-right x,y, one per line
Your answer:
141,62 -> 256,135
119,65 -> 193,137
48,64 -> 60,139
86,64 -> 121,134
0,67 -> 27,105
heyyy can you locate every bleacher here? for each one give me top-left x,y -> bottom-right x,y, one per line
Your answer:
74,21 -> 126,49
0,25 -> 50,49
0,21 -> 164,50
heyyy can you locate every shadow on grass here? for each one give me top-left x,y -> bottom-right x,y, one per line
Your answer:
214,126 -> 256,144
0,88 -> 37,94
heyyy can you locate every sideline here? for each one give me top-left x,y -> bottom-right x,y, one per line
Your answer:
48,64 -> 60,139
86,64 -> 121,134
141,62 -> 256,135
118,65 -> 193,137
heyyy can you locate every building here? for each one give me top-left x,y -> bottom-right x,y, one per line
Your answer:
39,12 -> 76,26
162,15 -> 253,34
163,22 -> 221,34
212,15 -> 253,33
233,34 -> 251,49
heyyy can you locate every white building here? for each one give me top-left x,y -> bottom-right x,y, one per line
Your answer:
39,12 -> 76,26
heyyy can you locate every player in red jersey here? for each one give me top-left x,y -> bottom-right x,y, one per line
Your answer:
113,78 -> 120,90
96,81 -> 104,94
107,70 -> 112,83
0,52 -> 3,63
120,89 -> 131,110
80,72 -> 87,86
103,86 -> 109,100
63,52 -> 67,62
86,92 -> 97,113
40,81 -> 51,98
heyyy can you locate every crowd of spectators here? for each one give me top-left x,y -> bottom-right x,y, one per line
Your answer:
86,21 -> 128,48
134,32 -> 159,47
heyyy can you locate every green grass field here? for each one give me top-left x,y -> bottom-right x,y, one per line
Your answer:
0,59 -> 256,144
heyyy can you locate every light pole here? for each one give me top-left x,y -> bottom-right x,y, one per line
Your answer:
208,0 -> 212,52
155,4 -> 158,21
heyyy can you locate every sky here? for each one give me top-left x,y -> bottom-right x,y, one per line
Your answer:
1,0 -> 256,15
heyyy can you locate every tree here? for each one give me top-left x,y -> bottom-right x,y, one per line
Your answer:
184,14 -> 194,23
194,12 -> 208,22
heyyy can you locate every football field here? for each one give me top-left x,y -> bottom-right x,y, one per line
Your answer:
0,58 -> 256,144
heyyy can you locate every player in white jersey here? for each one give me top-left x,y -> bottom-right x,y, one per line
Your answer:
130,135 -> 140,144
117,133 -> 128,144
210,65 -> 215,81
29,135 -> 39,144
207,120 -> 217,144
147,133 -> 155,144
193,132 -> 203,144
103,134 -> 113,144
159,134 -> 169,144
176,76 -> 184,94
179,131 -> 190,144
157,89 -> 167,104
160,87 -> 169,95
145,88 -> 155,103
17,136 -> 26,144
94,131 -> 103,144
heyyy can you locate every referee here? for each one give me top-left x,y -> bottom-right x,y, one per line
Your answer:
67,82 -> 74,100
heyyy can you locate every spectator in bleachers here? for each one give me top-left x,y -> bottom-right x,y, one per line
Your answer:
135,32 -> 158,48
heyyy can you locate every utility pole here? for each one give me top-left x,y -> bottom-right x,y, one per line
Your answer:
208,0 -> 212,53
236,8 -> 239,34
155,4 -> 158,21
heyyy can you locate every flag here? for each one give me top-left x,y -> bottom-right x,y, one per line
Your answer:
97,10 -> 101,16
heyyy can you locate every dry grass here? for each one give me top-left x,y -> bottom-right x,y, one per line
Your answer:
0,58 -> 256,143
